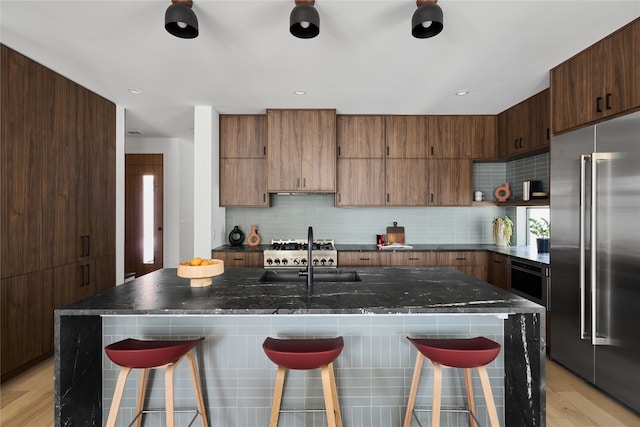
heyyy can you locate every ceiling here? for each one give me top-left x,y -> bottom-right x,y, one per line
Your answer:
1,1 -> 639,140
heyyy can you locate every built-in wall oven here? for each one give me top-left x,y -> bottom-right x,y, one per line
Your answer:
509,259 -> 551,308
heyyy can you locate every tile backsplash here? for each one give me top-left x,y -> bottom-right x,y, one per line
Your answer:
224,153 -> 548,245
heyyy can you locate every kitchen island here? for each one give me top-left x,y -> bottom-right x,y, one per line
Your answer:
55,267 -> 545,426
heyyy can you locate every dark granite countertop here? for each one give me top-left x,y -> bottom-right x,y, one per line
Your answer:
212,243 -> 549,265
57,267 -> 543,316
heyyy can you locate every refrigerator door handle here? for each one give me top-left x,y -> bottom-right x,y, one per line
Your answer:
579,154 -> 590,340
590,152 -> 620,346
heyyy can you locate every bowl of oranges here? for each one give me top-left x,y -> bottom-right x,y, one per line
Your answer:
177,257 -> 224,287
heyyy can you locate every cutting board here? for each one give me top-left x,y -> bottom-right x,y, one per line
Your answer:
386,222 -> 405,244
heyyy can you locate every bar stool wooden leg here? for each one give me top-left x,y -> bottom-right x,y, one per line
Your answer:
321,365 -> 337,427
476,365 -> 500,427
165,360 -> 180,427
269,365 -> 287,427
106,366 -> 132,427
431,361 -> 443,427
135,368 -> 149,427
464,368 -> 478,427
186,349 -> 209,427
328,362 -> 343,427
403,352 -> 424,427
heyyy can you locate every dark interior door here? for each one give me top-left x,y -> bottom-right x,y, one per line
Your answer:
125,154 -> 163,277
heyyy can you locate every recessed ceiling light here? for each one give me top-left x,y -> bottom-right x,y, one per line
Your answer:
128,88 -> 143,94
455,90 -> 470,96
293,90 -> 306,95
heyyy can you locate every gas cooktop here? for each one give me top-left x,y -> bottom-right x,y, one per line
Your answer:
263,239 -> 337,268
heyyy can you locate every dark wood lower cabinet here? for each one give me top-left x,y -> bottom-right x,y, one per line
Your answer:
212,250 -> 264,268
1,256 -> 115,382
488,252 -> 510,290
1,271 -> 54,381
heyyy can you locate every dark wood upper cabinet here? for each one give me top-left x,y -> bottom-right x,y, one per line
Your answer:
429,115 -> 497,159
336,115 -> 386,206
219,115 -> 269,207
551,18 -> 639,134
220,115 -> 266,158
267,109 -> 336,192
337,115 -> 385,158
385,115 -> 430,158
498,88 -> 550,159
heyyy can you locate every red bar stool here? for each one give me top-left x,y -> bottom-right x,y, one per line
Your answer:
262,336 -> 344,427
403,337 -> 501,427
104,337 -> 208,427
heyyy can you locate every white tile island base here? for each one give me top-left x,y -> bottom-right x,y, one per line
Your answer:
102,314 -> 506,427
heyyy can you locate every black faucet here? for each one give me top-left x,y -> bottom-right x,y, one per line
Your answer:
299,226 -> 314,293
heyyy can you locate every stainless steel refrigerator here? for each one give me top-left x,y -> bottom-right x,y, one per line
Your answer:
550,110 -> 640,413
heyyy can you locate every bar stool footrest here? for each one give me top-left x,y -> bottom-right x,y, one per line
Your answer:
127,408 -> 201,427
411,406 -> 482,427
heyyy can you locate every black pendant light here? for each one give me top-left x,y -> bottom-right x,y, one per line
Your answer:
290,0 -> 320,39
412,0 -> 443,39
165,0 -> 199,39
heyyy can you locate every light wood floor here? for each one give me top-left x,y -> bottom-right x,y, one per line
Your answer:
1,357 -> 639,426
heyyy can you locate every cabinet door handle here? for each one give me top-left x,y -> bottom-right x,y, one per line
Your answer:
263,193 -> 266,203
596,96 -> 603,113
263,146 -> 266,156
359,257 -> 370,261
455,257 -> 467,261
303,178 -> 306,188
338,193 -> 341,203
430,147 -> 434,156
296,177 -> 300,188
338,146 -> 341,156
233,257 -> 244,261
409,257 -> 419,261
514,139 -> 518,149
386,193 -> 390,203
605,93 -> 612,110
493,260 -> 502,264
86,236 -> 90,257
547,128 -> 550,140
86,264 -> 90,286
430,193 -> 434,203
386,146 -> 390,156
519,138 -> 523,148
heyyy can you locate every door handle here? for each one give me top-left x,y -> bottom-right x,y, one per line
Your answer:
596,96 -> 603,113
589,152 -> 619,346
579,154 -> 589,340
605,93 -> 612,110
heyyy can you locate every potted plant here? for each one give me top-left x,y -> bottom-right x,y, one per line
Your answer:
529,218 -> 550,253
492,215 -> 513,247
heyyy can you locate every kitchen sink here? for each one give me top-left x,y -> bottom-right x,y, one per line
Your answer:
259,270 -> 362,283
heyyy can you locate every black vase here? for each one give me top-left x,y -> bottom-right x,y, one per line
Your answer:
536,238 -> 550,254
228,226 -> 245,247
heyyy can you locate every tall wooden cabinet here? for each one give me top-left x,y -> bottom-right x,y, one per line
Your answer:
219,115 -> 270,207
267,109 -> 336,193
1,45 -> 115,381
551,18 -> 639,134
336,115 -> 386,206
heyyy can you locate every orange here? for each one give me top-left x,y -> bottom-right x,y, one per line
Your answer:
189,257 -> 202,266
